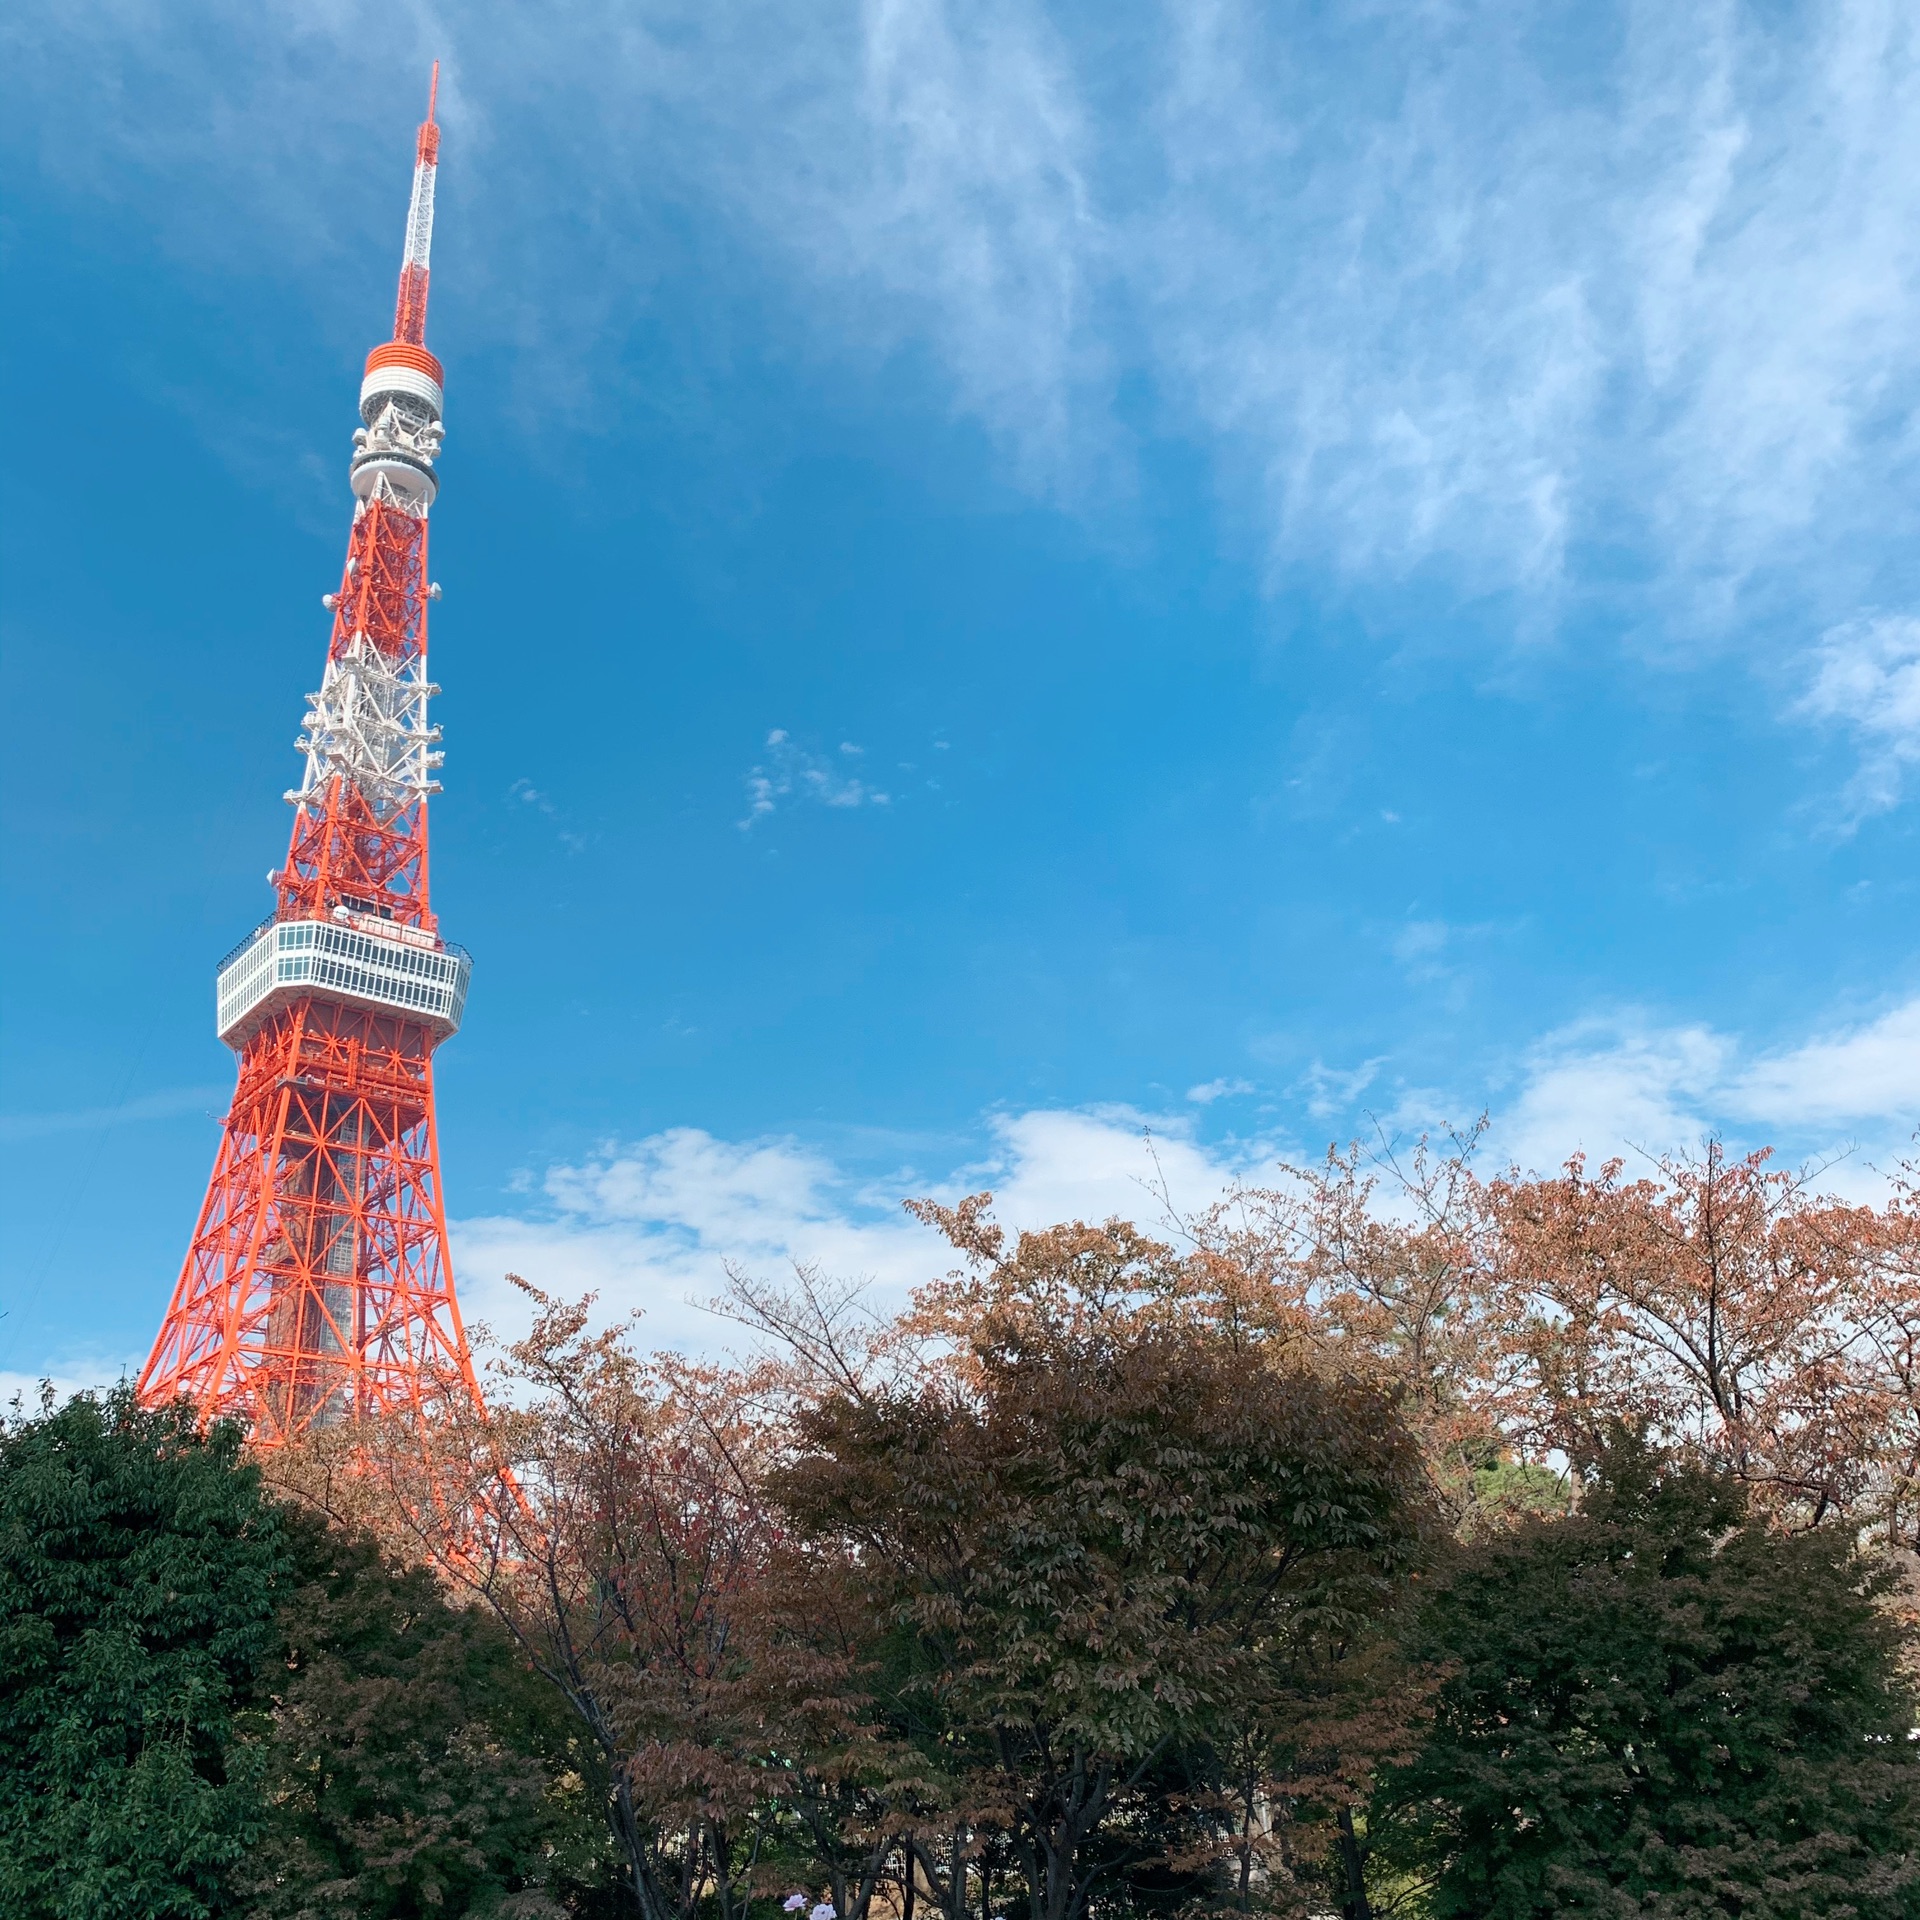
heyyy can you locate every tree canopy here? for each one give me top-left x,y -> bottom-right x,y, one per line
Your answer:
773,1229 -> 1436,1920
0,1387 -> 613,1920
11,1138 -> 1920,1918
0,1390 -> 285,1920
1372,1431 -> 1920,1919
239,1510 -> 615,1919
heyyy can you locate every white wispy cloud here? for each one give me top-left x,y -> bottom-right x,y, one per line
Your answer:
1727,997 -> 1920,1128
1496,998 -> 1920,1179
1296,1058 -> 1386,1121
739,729 -> 892,827
20,0 -> 1920,621
1391,920 -> 1456,980
831,0 -> 1100,481
1800,613 -> 1920,814
1498,1018 -> 1734,1174
1186,1077 -> 1253,1105
1137,1 -> 1920,611
451,1104 -> 1269,1350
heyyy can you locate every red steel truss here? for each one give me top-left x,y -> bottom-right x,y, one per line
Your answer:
139,71 -> 484,1448
140,1001 -> 470,1445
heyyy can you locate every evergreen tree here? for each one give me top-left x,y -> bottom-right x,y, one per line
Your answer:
1371,1432 -> 1920,1918
0,1388 -> 618,1920
0,1389 -> 286,1920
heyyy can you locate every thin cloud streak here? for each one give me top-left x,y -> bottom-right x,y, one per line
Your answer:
14,0 -> 1920,633
0,1087 -> 228,1143
1800,612 -> 1920,816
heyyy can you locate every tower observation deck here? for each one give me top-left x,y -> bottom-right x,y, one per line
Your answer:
139,70 -> 485,1446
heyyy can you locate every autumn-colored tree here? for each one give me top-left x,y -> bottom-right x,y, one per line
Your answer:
1182,1130 -> 1525,1534
309,1279 -> 940,1920
770,1205 -> 1436,1920
1189,1130 -> 1920,1550
1490,1142 -> 1920,1538
344,1284 -> 781,1920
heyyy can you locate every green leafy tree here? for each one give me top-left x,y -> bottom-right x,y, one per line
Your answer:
0,1388 -> 286,1920
1371,1431 -> 1920,1918
238,1509 -> 619,1920
0,1386 -> 619,1920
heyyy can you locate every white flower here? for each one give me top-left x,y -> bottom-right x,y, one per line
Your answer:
811,1904 -> 836,1920
784,1900 -> 807,1913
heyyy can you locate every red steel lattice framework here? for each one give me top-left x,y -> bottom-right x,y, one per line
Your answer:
140,70 -> 485,1446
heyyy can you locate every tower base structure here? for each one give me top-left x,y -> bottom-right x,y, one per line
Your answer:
141,994 -> 478,1447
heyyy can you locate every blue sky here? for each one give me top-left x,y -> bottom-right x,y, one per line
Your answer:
6,0 -> 1920,1387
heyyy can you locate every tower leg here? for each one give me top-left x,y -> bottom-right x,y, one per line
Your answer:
139,1002 -> 481,1446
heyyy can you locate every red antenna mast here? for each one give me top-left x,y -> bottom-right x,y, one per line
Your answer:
393,63 -> 439,346
140,73 -> 484,1448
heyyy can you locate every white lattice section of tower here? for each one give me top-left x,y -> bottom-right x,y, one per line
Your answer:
404,159 -> 437,272
290,632 -> 443,814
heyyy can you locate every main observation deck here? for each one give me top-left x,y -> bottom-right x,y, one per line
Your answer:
215,911 -> 472,1047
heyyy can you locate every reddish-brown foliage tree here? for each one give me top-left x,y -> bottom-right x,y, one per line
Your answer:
769,1204 -> 1439,1920
1193,1130 -> 1920,1550
1180,1131 -> 1523,1533
1491,1142 -> 1920,1539
285,1282 -> 783,1920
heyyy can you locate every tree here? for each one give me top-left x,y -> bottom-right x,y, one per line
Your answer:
1184,1128 -> 1522,1537
0,1385 -> 613,1920
1203,1134 -> 1920,1548
332,1282 -> 787,1920
1491,1143 -> 1910,1535
0,1388 -> 286,1920
774,1209 -> 1437,1920
1370,1431 -> 1920,1918
237,1509 -> 616,1920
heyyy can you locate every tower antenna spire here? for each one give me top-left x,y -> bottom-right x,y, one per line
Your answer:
394,62 -> 441,346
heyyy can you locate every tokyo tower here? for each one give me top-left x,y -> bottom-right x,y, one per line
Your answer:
139,70 -> 484,1446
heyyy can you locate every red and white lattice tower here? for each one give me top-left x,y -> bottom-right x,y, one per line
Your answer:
140,70 -> 485,1446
